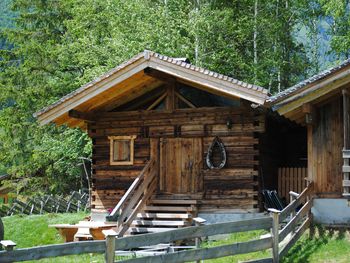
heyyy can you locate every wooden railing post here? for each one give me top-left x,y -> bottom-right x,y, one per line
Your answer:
103,230 -> 118,263
269,209 -> 280,263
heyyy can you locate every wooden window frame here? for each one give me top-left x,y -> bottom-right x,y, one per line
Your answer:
108,135 -> 136,165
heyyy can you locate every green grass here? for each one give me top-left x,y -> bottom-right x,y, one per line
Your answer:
282,226 -> 350,263
2,214 -> 350,263
202,230 -> 271,262
3,212 -> 104,262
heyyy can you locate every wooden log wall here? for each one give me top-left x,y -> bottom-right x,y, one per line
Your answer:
308,96 -> 343,197
88,106 -> 265,213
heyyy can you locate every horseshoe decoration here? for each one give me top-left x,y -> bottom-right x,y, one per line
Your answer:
206,136 -> 227,169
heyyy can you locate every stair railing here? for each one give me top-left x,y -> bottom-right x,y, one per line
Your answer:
109,158 -> 158,237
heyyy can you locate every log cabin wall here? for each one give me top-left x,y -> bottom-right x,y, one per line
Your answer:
308,95 -> 343,197
88,106 -> 265,214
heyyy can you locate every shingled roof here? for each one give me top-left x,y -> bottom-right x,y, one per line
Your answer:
34,50 -> 269,126
268,58 -> 350,104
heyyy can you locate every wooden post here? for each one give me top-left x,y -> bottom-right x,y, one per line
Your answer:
343,89 -> 350,149
289,191 -> 299,233
166,81 -> 176,111
343,89 -> 350,196
103,230 -> 118,263
193,217 -> 206,263
269,209 -> 280,263
309,199 -> 315,240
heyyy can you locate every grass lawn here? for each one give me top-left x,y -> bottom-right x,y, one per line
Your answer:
2,213 -> 350,262
3,212 -> 104,262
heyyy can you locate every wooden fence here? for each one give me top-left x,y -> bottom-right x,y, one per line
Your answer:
0,182 -> 314,263
278,167 -> 307,203
0,191 -> 89,217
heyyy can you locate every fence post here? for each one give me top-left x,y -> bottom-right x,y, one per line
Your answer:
193,217 -> 206,263
103,230 -> 118,263
269,208 -> 280,263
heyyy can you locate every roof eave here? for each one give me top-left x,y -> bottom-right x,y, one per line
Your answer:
273,67 -> 350,115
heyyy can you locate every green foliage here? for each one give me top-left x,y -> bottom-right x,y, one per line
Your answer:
0,0 -> 345,195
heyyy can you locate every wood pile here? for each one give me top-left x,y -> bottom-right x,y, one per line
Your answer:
0,191 -> 89,217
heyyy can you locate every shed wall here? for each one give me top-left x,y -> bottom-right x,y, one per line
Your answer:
308,96 -> 343,196
88,106 -> 265,214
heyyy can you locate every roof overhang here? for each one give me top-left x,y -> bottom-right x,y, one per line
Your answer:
34,50 -> 268,128
269,62 -> 350,123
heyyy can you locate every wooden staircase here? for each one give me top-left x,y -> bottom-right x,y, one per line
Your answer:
127,199 -> 197,235
109,158 -> 198,237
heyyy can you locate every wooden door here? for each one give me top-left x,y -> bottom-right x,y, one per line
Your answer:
159,138 -> 202,194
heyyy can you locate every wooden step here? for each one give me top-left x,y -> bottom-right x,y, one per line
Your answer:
129,227 -> 178,233
143,206 -> 196,212
132,220 -> 188,226
150,199 -> 197,205
136,212 -> 192,219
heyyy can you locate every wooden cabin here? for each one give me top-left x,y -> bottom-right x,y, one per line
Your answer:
35,50 -> 308,233
269,59 -> 350,225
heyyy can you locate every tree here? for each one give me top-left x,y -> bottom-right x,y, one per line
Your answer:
0,0 -> 315,195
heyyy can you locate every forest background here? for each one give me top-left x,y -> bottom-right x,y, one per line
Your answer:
0,0 -> 349,195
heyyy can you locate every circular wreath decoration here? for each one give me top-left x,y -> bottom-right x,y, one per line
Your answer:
206,136 -> 226,169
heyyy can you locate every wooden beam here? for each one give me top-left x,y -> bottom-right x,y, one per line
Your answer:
343,89 -> 350,149
144,67 -> 175,83
175,91 -> 196,108
165,81 -> 175,111
147,92 -> 167,111
302,103 -> 315,126
68,110 -> 97,122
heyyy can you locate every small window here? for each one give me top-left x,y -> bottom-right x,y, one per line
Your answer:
108,135 -> 136,165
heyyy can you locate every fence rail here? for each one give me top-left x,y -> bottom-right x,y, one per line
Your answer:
0,182 -> 314,263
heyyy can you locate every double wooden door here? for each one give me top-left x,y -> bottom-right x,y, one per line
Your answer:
159,138 -> 203,194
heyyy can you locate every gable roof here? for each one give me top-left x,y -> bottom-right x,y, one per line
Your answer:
269,59 -> 350,116
34,50 -> 268,127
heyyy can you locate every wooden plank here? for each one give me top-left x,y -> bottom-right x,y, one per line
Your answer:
129,227 -> 178,233
279,218 -> 311,259
144,206 -> 195,212
279,200 -> 312,241
136,213 -> 192,219
118,237 -> 272,263
116,217 -> 272,250
281,168 -> 286,202
279,182 -> 313,222
147,92 -> 167,111
118,178 -> 157,236
0,241 -> 105,262
132,220 -> 187,226
175,91 -> 196,108
343,89 -> 350,149
278,168 -> 282,198
150,199 -> 197,205
110,159 -> 153,216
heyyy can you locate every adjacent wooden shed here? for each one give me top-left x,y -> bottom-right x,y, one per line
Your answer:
269,59 -> 350,198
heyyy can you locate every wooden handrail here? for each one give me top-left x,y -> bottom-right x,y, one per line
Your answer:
279,181 -> 314,221
108,158 -> 158,236
109,159 -> 155,217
